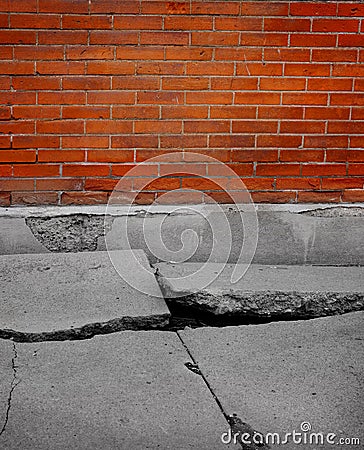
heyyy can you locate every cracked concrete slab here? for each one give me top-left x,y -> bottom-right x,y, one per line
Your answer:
156,263 -> 364,320
0,339 -> 13,434
0,250 -> 170,341
179,312 -> 364,449
0,332 -> 234,449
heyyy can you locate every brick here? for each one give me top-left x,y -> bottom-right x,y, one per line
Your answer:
14,46 -> 64,60
10,14 -> 61,29
36,62 -> 85,75
0,0 -> 37,12
282,93 -> 328,106
187,62 -> 234,76
257,135 -> 302,148
312,49 -> 358,63
0,76 -> 10,89
211,77 -> 258,91
142,1 -> 190,14
260,78 -> 306,91
0,30 -> 36,44
184,121 -> 230,133
117,47 -> 164,60
214,48 -> 262,61
36,178 -> 83,190
0,47 -> 12,60
0,179 -> 34,190
258,106 -> 303,119
330,94 -> 364,106
86,120 -> 133,134
302,164 -> 347,176
231,150 -> 278,162
39,0 -> 88,13
241,2 -> 289,16
63,136 -> 109,148
338,3 -> 364,17
290,2 -> 337,16
84,178 -> 121,191
184,149 -> 231,162
90,0 -> 139,14
114,16 -> 162,30
63,106 -> 109,119
352,108 -> 364,120
63,76 -> 111,90
112,164 -> 158,177
215,17 -> 262,31
63,15 -> 112,29
165,16 -> 213,30
136,149 -> 183,162
280,121 -> 326,134
61,192 -> 108,205
0,165 -> 12,177
0,106 -> 10,120
0,121 -> 35,134
209,163 -> 254,177
285,63 -> 331,77
135,120 -> 182,134
264,48 -> 310,62
276,178 -> 321,190
211,106 -> 256,119
38,92 -> 86,105
0,193 -> 10,207
87,91 -> 135,105
12,76 -> 60,90
113,106 -> 159,119
328,121 -> 364,134
181,177 -> 223,191
89,31 -> 138,45
160,163 -> 207,176
13,164 -> 60,177
38,31 -> 88,44
136,62 -> 184,75
305,107 -> 350,120
313,19 -> 359,33
232,120 -> 278,133
290,34 -> 336,48
163,77 -> 209,90
138,91 -> 184,105
241,33 -> 288,47
63,164 -> 110,177
111,135 -> 158,148
1,92 -> 36,104
162,106 -> 207,119
88,150 -> 134,162
235,92 -> 280,105
137,177 -> 181,191
160,135 -> 208,148
241,178 -> 275,190
36,120 -> 84,134
237,63 -> 283,76
210,135 -> 255,148
0,136 -> 11,149
12,136 -> 60,149
87,61 -> 135,75
165,47 -> 213,61
304,136 -> 348,149
332,64 -> 364,77
0,62 -> 34,75
12,192 -> 59,205
256,164 -> 300,176
186,91 -> 233,105
322,178 -> 364,189
355,80 -> 364,91
251,191 -> 296,203
307,78 -> 353,91
264,18 -> 310,32
38,150 -> 85,162
297,191 -> 342,203
191,32 -> 239,47
67,47 -> 114,60
342,190 -> 364,202
192,2 -> 240,15
140,32 -> 189,46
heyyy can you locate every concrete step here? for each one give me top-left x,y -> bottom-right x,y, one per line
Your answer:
0,250 -> 170,342
155,262 -> 364,320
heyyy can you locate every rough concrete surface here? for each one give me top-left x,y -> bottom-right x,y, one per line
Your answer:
179,312 -> 364,449
0,332 -> 234,450
0,218 -> 49,255
0,339 -> 14,435
156,262 -> 364,320
0,250 -> 169,341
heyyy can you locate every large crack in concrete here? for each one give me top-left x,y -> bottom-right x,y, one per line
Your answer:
298,206 -> 364,217
25,214 -> 114,252
0,343 -> 19,437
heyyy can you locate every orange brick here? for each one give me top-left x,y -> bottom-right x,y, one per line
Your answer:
297,191 -> 342,203
251,191 -> 296,203
0,121 -> 35,134
280,121 -> 326,134
342,190 -> 364,202
313,19 -> 359,33
211,106 -> 256,119
36,61 -> 85,74
117,47 -> 164,60
87,61 -> 134,75
136,149 -> 183,162
84,178 -> 120,191
67,47 -> 114,60
63,15 -> 112,29
308,78 -> 353,91
87,91 -> 135,105
305,107 -> 350,120
257,135 -> 302,148
0,106 -> 10,120
192,2 -> 240,15
89,31 -> 138,45
142,1 -> 190,14
14,46 -> 64,60
0,75 -> 11,89
0,193 -> 10,206
231,150 -> 278,162
290,34 -> 336,48
12,192 -> 59,205
241,2 -> 288,16
88,150 -> 134,162
215,17 -> 262,31
140,31 -> 189,46
352,108 -> 364,119
280,150 -> 324,162
63,164 -> 110,177
1,92 -> 36,104
38,92 -> 86,105
264,18 -> 310,32
264,48 -> 310,62
191,32 -> 239,46
237,63 -> 283,76
160,163 -> 207,176
256,163 -> 300,176
111,135 -> 158,148
12,136 -> 60,149
36,178 -> 83,191
160,135 -> 208,148
36,120 -> 84,134
113,106 -> 159,119
138,91 -> 184,105
0,0 -> 37,12
235,92 -> 280,105
258,106 -> 303,119
232,120 -> 278,133
290,2 -> 337,16
0,62 -> 34,75
13,164 -> 60,177
62,136 -> 109,148
302,164 -> 347,176
63,76 -> 110,90
12,76 -> 60,90
212,77 -> 258,91
136,62 -> 184,75
285,63 -> 331,77
165,47 -> 213,61
63,106 -> 109,119
283,93 -> 328,106
0,30 -> 36,44
0,165 -> 12,177
162,106 -> 208,119
338,3 -> 364,17
182,177 -> 223,191
10,14 -> 61,28
0,136 -> 10,148
38,31 -> 88,44
162,77 -> 209,90
0,150 -> 36,162
241,178 -> 275,190
85,120 -> 133,134
209,163 -> 254,177
241,33 -> 288,47
184,120 -> 230,133
61,192 -> 108,205
277,177 -> 321,190
13,106 -> 61,119
304,136 -> 348,149
322,178 -> 364,189
134,120 -> 182,134
330,94 -> 364,106
333,64 -> 364,77
210,135 -> 255,148
38,150 -> 85,162
260,78 -> 305,91
215,48 -> 262,61
328,121 -> 364,134
114,16 -> 162,30
164,16 -> 213,30
186,91 -> 233,105
90,0 -> 139,14
0,179 -> 34,191
39,0 -> 88,13
312,49 -> 358,63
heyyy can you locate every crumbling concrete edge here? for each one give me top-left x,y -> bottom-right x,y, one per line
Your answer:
0,314 -> 170,343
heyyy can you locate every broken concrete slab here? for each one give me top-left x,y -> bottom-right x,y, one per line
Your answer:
156,263 -> 364,320
0,339 -> 14,435
179,312 -> 364,447
0,250 -> 169,342
0,332 -> 233,450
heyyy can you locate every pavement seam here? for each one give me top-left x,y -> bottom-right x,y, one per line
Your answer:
0,343 -> 20,437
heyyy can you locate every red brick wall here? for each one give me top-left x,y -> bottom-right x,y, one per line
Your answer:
0,0 -> 363,206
